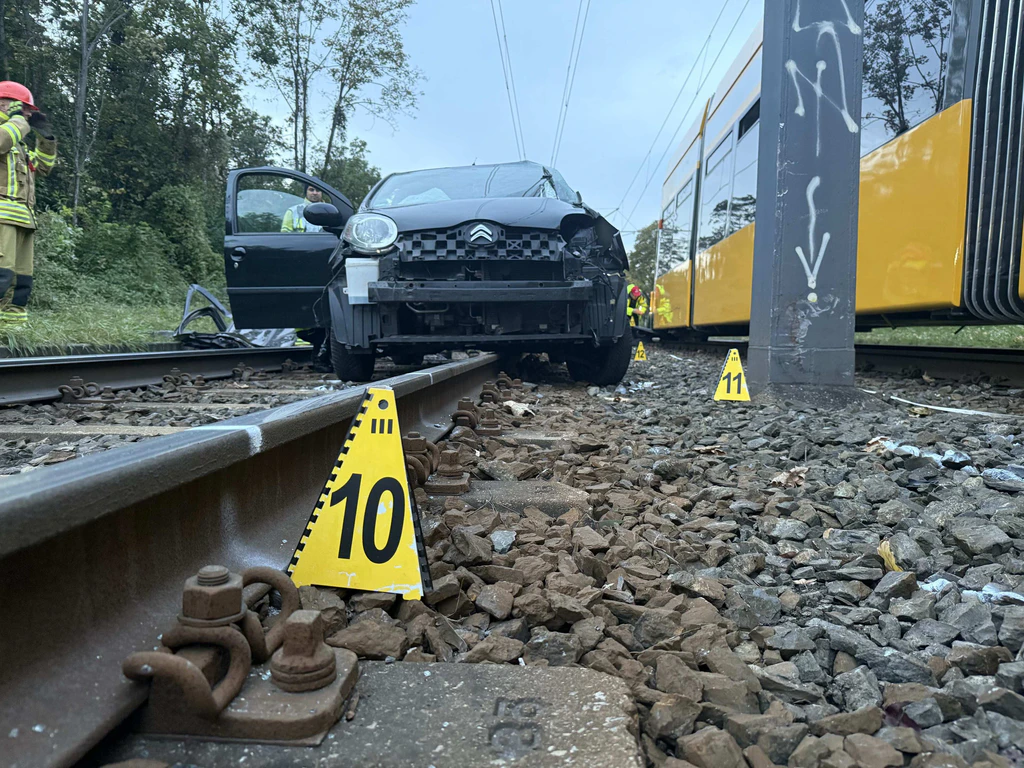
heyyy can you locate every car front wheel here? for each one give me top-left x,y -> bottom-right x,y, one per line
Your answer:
566,325 -> 633,386
330,334 -> 376,382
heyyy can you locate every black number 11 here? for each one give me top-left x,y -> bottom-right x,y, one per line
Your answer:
331,473 -> 406,564
724,371 -> 743,393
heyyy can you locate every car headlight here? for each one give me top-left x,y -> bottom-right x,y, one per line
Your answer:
343,213 -> 399,255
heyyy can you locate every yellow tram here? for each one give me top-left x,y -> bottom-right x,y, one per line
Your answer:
652,0 -> 1024,335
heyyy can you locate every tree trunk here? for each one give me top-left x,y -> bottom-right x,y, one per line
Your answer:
0,0 -> 7,81
72,0 -> 92,226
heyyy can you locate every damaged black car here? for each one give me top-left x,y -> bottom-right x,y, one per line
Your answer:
223,161 -> 632,384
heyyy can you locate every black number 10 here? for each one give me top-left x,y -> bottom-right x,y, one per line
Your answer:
331,473 -> 406,564
724,371 -> 743,393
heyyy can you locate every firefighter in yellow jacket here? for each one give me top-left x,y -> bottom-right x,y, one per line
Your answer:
0,81 -> 56,326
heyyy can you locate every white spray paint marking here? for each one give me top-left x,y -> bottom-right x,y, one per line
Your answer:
793,176 -> 830,297
193,424 -> 264,454
782,0 -> 862,301
785,0 -> 861,156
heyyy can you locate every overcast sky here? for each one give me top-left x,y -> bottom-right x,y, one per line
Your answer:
247,0 -> 763,250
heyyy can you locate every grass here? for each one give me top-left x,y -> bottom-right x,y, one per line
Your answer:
855,325 -> 1024,349
0,301 -> 219,354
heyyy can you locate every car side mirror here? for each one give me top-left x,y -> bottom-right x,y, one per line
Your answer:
304,202 -> 347,230
575,190 -> 584,205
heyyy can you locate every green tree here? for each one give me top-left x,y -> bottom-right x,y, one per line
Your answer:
321,0 -> 422,169
864,0 -> 951,138
233,0 -> 338,172
319,137 -> 381,207
627,221 -> 658,294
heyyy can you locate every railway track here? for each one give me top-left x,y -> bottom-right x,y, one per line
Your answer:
4,341 -> 1022,767
1,353 -> 502,768
641,333 -> 1024,388
0,345 -> 316,406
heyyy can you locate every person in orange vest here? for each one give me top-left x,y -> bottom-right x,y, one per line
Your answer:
0,81 -> 56,326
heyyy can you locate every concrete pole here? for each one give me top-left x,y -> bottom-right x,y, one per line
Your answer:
747,0 -> 864,403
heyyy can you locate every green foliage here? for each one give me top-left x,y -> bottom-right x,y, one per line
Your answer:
76,221 -> 188,306
319,138 -> 382,207
626,221 -> 659,293
864,0 -> 951,137
146,185 -> 221,284
31,211 -> 83,309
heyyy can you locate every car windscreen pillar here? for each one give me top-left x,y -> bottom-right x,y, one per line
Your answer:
748,0 -> 864,402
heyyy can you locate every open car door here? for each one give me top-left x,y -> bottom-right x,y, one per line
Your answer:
224,166 -> 354,329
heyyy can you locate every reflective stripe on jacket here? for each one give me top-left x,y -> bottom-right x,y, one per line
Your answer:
0,115 -> 56,229
281,203 -> 323,233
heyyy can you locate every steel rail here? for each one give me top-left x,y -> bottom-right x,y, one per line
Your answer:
646,335 -> 1024,386
0,353 -> 500,768
0,346 -> 315,406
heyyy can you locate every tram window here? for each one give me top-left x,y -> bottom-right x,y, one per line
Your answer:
730,120 -> 759,233
738,100 -> 760,140
861,1 -> 953,155
698,136 -> 734,251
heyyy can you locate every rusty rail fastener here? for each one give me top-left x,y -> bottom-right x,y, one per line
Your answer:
496,371 -> 514,390
424,449 -> 470,495
403,432 -> 433,488
270,611 -> 337,693
476,408 -> 502,437
58,376 -> 101,404
122,624 -> 252,720
239,567 -> 301,663
479,382 -> 502,404
452,398 -> 479,429
178,565 -> 246,627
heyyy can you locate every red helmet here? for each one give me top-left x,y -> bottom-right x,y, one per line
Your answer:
0,81 -> 37,110
630,285 -> 642,299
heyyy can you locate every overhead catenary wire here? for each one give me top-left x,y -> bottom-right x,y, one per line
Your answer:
550,0 -> 592,166
614,0 -> 737,220
497,0 -> 528,160
624,0 -> 754,225
490,0 -> 526,160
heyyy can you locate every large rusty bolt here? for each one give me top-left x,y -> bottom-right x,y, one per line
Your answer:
424,449 -> 470,495
403,432 -> 428,453
452,398 -> 480,429
270,610 -> 337,693
178,565 -> 246,627
512,378 -> 524,390
437,450 -> 464,477
476,408 -> 502,437
480,382 -> 502,404
496,371 -> 514,390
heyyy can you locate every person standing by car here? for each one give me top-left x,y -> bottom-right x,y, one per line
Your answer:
626,283 -> 648,327
0,82 -> 56,326
281,185 -> 324,233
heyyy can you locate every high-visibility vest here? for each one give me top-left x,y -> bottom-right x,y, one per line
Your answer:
0,114 -> 56,229
281,203 -> 323,233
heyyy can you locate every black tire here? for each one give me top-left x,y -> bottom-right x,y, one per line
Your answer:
330,334 -> 376,382
567,325 -> 633,385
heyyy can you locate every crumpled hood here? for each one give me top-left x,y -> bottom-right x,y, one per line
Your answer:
367,197 -> 583,232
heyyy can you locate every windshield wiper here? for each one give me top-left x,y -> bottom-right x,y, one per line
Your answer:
520,168 -> 554,198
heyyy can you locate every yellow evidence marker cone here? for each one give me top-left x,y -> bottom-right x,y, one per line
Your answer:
713,348 -> 750,402
633,341 -> 648,362
288,386 -> 430,600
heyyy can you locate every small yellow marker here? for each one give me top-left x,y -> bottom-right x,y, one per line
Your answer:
633,341 -> 648,362
288,386 -> 429,599
713,348 -> 750,401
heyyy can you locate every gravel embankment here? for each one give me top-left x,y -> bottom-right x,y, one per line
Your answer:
300,348 -> 1024,768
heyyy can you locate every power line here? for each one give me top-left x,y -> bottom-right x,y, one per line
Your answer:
614,0 -> 736,218
490,0 -> 524,160
550,0 -> 592,166
497,0 -> 527,160
625,0 -> 754,225
551,0 -> 585,165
